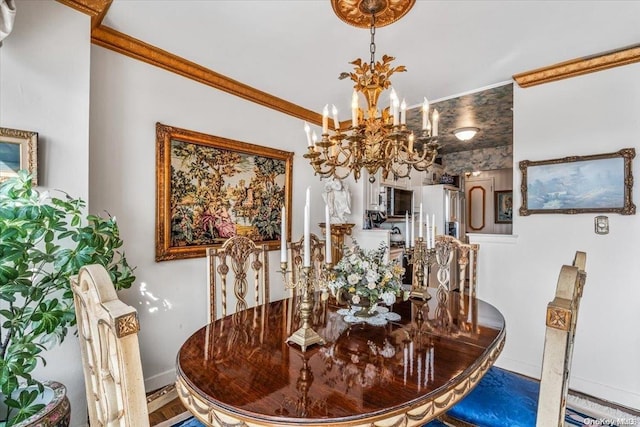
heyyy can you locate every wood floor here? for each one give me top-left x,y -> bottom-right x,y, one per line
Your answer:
148,396 -> 189,425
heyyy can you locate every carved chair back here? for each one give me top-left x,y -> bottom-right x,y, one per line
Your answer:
71,264 -> 150,427
207,235 -> 270,323
287,233 -> 326,290
432,235 -> 477,293
536,251 -> 587,426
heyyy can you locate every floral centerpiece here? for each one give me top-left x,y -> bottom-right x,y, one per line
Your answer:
327,241 -> 404,316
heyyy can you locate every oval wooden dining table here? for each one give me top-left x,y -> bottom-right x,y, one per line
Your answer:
176,290 -> 505,427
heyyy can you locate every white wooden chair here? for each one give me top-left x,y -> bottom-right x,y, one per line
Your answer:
206,235 -> 269,323
438,251 -> 587,427
71,264 -> 178,426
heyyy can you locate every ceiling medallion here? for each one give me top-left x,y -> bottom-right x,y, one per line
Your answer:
331,0 -> 416,29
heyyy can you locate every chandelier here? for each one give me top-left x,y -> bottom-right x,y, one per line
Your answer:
304,0 -> 440,183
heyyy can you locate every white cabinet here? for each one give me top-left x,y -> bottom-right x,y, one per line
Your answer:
378,171 -> 408,188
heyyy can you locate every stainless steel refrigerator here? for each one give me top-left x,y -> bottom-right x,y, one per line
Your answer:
420,184 -> 466,242
419,184 -> 466,290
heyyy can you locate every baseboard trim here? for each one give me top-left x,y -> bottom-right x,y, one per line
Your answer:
145,367 -> 177,393
568,390 -> 640,421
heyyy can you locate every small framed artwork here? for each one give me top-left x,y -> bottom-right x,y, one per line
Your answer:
494,190 -> 513,224
519,148 -> 635,215
0,127 -> 38,185
155,122 -> 294,261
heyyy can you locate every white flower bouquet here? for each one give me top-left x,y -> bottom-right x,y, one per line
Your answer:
328,241 -> 404,312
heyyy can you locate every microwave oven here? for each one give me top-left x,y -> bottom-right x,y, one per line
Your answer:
383,187 -> 413,217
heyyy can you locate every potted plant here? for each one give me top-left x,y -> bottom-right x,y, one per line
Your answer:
0,171 -> 135,426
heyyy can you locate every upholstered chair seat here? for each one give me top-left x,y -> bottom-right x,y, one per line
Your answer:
446,366 -> 539,426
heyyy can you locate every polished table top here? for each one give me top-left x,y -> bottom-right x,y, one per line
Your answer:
176,290 -> 505,426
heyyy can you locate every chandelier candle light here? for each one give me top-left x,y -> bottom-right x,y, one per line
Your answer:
303,1 -> 440,182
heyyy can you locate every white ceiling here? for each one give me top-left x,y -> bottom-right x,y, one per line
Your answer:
103,0 -> 640,117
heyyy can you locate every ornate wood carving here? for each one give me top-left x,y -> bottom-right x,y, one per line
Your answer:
331,0 -> 416,28
115,312 -> 140,338
546,306 -> 572,331
208,236 -> 269,322
514,44 -> 640,88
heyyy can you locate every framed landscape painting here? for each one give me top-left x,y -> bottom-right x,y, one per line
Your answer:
519,148 -> 635,216
0,127 -> 38,185
155,122 -> 294,261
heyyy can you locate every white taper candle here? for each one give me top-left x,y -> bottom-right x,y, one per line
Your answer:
325,203 -> 332,264
280,206 -> 287,263
431,214 -> 436,248
422,97 -> 429,130
418,203 -> 423,239
303,187 -> 311,267
322,104 -> 329,135
411,213 -> 415,248
405,211 -> 409,248
304,122 -> 312,147
332,104 -> 339,132
426,213 -> 431,249
432,109 -> 439,137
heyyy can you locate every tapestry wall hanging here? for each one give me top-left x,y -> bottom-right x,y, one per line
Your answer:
155,122 -> 293,261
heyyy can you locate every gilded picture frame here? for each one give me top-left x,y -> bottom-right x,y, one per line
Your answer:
155,122 -> 294,261
519,148 -> 635,216
0,127 -> 38,185
494,190 -> 513,224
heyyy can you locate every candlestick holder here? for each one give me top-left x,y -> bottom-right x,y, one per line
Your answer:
319,222 -> 354,264
405,237 -> 435,300
281,262 -> 328,351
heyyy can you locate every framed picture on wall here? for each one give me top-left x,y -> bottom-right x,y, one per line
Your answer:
519,148 -> 635,216
494,190 -> 513,224
155,122 -> 294,261
0,127 -> 38,185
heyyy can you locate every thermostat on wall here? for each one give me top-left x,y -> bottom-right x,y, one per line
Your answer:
594,216 -> 609,235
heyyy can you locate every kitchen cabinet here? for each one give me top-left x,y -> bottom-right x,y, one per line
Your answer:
379,171 -> 408,189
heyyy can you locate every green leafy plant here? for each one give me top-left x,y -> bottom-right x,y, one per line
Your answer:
0,171 -> 135,425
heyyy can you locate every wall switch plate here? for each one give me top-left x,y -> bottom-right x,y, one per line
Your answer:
595,215 -> 609,235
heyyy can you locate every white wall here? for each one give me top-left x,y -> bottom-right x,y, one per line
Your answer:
0,1 -> 91,425
88,45 -> 337,395
472,62 -> 640,409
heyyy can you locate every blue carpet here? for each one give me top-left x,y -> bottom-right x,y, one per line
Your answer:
173,407 -> 611,427
171,417 -> 205,427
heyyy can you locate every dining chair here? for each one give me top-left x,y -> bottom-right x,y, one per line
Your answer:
287,233 -> 326,288
206,235 -> 270,323
71,264 -> 178,426
435,251 -> 587,427
432,235 -> 471,291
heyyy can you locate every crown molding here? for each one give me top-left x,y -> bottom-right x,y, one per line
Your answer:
513,44 -> 640,88
56,0 -> 111,28
90,26 -> 322,126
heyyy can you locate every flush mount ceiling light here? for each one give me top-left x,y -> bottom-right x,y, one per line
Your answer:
453,127 -> 479,142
